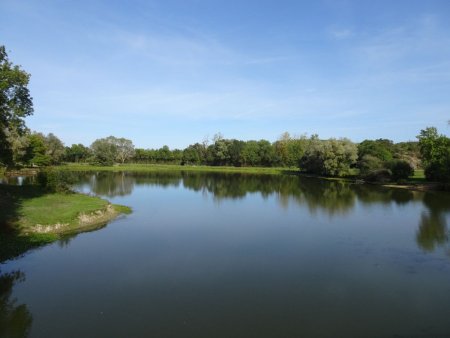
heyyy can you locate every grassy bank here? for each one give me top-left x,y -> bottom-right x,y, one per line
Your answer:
0,184 -> 131,262
56,163 -> 294,175
53,163 -> 441,191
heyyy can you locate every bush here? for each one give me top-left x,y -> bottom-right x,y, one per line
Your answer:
364,169 -> 392,183
299,138 -> 358,177
389,160 -> 414,181
424,160 -> 450,183
357,155 -> 384,175
37,169 -> 76,193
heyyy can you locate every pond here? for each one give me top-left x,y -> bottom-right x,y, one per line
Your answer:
1,171 -> 450,337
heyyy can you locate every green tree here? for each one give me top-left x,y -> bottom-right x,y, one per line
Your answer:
389,160 -> 414,181
115,137 -> 135,164
300,137 -> 357,177
64,143 -> 91,162
417,127 -> 450,182
134,148 -> 151,163
90,136 -> 118,165
44,133 -> 65,164
240,141 -> 260,166
357,139 -> 394,162
24,133 -> 50,166
90,136 -> 135,165
210,139 -> 230,165
157,145 -> 173,163
257,140 -> 275,166
0,46 -> 33,166
358,155 -> 384,175
228,139 -> 245,166
182,143 -> 203,165
5,125 -> 30,165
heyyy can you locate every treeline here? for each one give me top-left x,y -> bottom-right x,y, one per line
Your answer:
3,122 -> 450,183
1,44 -> 449,183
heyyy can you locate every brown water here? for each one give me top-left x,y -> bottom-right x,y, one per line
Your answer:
1,171 -> 450,337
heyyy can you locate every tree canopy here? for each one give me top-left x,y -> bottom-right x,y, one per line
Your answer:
417,127 -> 450,182
0,46 -> 33,165
90,136 -> 135,165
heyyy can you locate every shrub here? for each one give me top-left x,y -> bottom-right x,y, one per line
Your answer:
389,160 -> 414,181
357,155 -> 384,175
299,138 -> 358,177
364,169 -> 392,183
37,169 -> 75,193
424,159 -> 450,182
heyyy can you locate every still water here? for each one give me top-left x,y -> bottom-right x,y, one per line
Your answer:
1,171 -> 450,337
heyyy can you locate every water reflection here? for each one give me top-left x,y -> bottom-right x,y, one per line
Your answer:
0,270 -> 32,338
0,176 -> 36,186
73,171 -> 450,254
2,171 -> 450,337
416,192 -> 450,253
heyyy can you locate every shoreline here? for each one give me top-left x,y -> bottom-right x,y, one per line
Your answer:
53,163 -> 443,192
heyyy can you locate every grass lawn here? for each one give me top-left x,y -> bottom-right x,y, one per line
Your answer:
408,169 -> 426,182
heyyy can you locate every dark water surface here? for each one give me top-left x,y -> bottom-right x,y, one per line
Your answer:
1,171 -> 450,338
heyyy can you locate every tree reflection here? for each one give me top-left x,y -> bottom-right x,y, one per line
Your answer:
416,212 -> 447,251
73,171 -> 450,254
0,270 -> 32,338
416,192 -> 450,252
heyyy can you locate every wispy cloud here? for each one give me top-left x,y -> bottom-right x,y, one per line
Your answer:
329,28 -> 354,40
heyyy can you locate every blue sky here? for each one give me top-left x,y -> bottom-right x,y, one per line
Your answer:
1,0 -> 449,148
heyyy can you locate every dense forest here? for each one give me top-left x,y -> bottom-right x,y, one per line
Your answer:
1,45 -> 449,183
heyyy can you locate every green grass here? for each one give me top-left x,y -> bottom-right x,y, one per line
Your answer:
0,184 -> 130,262
112,204 -> 132,214
18,193 -> 109,229
410,169 -> 426,181
57,163 -> 294,175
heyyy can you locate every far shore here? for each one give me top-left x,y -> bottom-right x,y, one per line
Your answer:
2,163 -> 444,193
51,163 -> 444,192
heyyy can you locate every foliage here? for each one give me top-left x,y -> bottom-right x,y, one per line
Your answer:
0,45 -> 33,166
37,168 -> 76,193
24,133 -> 51,166
0,270 -> 33,337
417,127 -> 450,182
90,136 -> 117,165
90,136 -> 135,165
64,143 -> 91,162
357,139 -> 394,162
115,137 -> 135,163
363,169 -> 393,183
357,155 -> 384,175
4,125 -> 29,165
274,132 -> 308,167
299,137 -> 358,177
44,133 -> 65,164
389,160 -> 414,181
393,141 -> 421,169
182,143 -> 204,165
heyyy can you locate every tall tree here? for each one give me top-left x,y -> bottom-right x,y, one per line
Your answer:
44,133 -> 65,164
417,127 -> 450,182
0,46 -> 33,165
91,136 -> 135,165
300,137 -> 358,177
91,137 -> 118,165
24,133 -> 50,166
64,144 -> 91,162
115,137 -> 135,164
